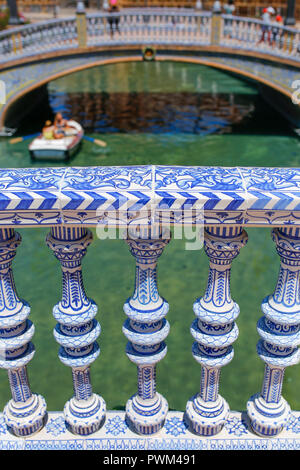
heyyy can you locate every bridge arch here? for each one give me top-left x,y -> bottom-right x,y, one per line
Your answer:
1,46 -> 299,128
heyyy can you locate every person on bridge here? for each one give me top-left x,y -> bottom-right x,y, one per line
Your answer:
212,0 -> 222,14
224,0 -> 235,15
257,7 -> 273,46
108,0 -> 121,38
271,14 -> 283,48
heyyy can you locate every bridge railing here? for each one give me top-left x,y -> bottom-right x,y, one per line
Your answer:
86,10 -> 212,46
0,165 -> 300,444
1,9 -> 300,66
0,17 -> 78,61
222,14 -> 300,60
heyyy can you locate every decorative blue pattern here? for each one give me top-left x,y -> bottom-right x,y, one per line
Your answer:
124,229 -> 170,435
105,416 -> 128,436
186,226 -> 248,436
247,226 -> 300,437
225,415 -> 248,436
46,226 -> 106,436
164,416 -> 188,436
45,416 -> 67,437
0,415 -> 6,434
1,411 -> 300,450
0,166 -> 299,227
286,414 -> 300,433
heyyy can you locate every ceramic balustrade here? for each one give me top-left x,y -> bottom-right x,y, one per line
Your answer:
247,227 -> 300,437
186,226 -> 248,436
46,226 -> 106,435
2,8 -> 299,64
0,228 -> 47,437
0,165 -> 299,441
86,10 -> 211,46
123,226 -> 171,435
222,14 -> 300,59
0,17 -> 77,60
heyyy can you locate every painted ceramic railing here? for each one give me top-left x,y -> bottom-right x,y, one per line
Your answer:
0,165 -> 300,447
86,10 -> 211,46
1,9 -> 299,65
222,14 -> 300,60
0,17 -> 78,61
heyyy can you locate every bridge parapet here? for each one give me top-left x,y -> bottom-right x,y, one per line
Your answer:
0,9 -> 300,67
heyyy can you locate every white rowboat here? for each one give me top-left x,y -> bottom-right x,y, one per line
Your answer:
29,120 -> 83,161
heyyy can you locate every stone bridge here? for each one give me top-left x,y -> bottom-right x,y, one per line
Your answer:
0,8 -> 300,128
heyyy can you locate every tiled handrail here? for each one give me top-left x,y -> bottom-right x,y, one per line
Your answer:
0,165 -> 299,227
0,17 -> 78,61
222,14 -> 300,60
0,9 -> 300,65
0,164 -> 300,444
86,10 -> 212,47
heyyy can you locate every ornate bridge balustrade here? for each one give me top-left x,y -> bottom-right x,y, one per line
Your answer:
221,14 -> 300,59
0,9 -> 299,65
0,165 -> 300,450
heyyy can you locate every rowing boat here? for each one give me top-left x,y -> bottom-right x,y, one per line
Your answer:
29,120 -> 83,161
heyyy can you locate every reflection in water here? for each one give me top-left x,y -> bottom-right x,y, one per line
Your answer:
56,91 -> 254,135
8,61 -> 293,139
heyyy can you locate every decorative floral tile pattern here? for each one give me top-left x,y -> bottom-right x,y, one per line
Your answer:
286,414 -> 300,434
164,416 -> 188,436
225,415 -> 248,436
63,166 -> 153,192
0,411 -> 300,450
154,166 -> 244,192
105,415 -> 128,436
45,416 -> 67,437
0,415 -> 7,435
0,166 -> 299,226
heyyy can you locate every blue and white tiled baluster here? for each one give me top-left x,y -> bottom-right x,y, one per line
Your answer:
123,227 -> 170,435
247,227 -> 300,437
0,228 -> 47,437
46,226 -> 106,435
186,226 -> 248,436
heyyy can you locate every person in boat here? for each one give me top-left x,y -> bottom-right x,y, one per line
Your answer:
53,112 -> 68,139
42,120 -> 54,140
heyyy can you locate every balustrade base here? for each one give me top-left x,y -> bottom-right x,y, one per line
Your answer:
126,393 -> 168,435
247,393 -> 291,438
1,410 -> 300,450
64,394 -> 106,436
185,393 -> 229,436
3,394 -> 47,438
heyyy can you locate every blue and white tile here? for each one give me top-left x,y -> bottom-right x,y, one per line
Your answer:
154,166 -> 248,225
240,167 -> 300,225
0,411 -> 300,450
62,166 -> 153,192
60,166 -> 154,225
0,167 -> 66,226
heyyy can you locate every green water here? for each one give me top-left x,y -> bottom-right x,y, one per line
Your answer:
1,62 -> 300,413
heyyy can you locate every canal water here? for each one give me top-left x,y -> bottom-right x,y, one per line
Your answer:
0,61 -> 300,413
